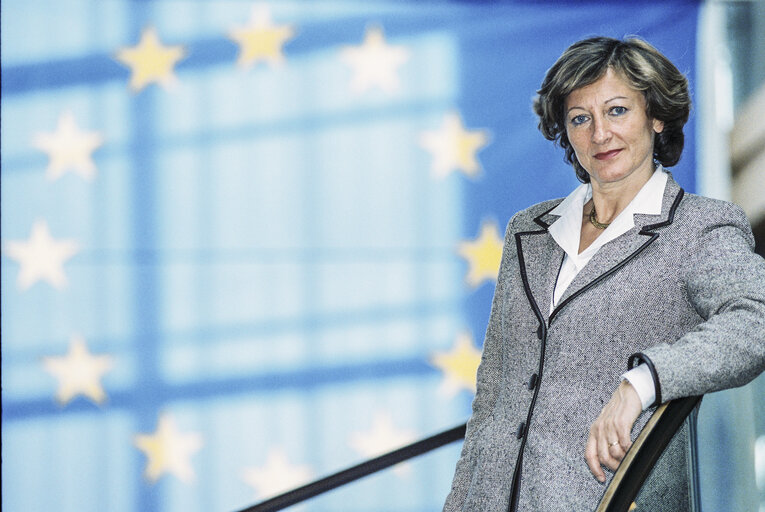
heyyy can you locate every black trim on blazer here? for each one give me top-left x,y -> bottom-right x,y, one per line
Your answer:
533,203 -> 560,229
628,352 -> 663,407
508,228 -> 549,512
638,188 -> 684,235
548,189 -> 685,325
505,187 -> 684,511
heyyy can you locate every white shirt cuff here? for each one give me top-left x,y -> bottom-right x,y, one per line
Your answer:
621,364 -> 656,410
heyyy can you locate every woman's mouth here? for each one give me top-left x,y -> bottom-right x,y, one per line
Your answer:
594,149 -> 622,160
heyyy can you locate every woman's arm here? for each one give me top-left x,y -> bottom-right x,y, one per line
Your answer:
640,202 -> 765,402
586,201 -> 765,480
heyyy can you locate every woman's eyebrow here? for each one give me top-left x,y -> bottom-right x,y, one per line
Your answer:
567,95 -> 631,114
566,105 -> 587,114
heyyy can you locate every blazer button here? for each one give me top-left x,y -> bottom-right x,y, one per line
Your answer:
536,325 -> 543,339
527,373 -> 538,391
516,422 -> 526,439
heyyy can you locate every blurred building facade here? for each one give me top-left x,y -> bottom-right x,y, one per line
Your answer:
697,2 -> 765,511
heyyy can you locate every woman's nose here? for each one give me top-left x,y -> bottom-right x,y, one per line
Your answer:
591,117 -> 611,144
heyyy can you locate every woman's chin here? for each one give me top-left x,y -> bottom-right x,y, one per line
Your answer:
587,165 -> 652,188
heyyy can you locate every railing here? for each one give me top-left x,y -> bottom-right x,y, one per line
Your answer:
236,396 -> 701,512
596,395 -> 702,512
235,424 -> 466,512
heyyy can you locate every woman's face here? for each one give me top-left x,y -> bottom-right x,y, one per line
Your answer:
564,68 -> 664,188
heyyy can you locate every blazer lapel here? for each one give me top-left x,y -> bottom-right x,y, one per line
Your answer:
514,206 -> 565,325
550,176 -> 685,323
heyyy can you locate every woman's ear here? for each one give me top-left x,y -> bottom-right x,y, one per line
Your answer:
653,119 -> 664,134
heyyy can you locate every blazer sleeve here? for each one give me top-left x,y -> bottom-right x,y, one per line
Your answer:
636,202 -> 765,404
443,214 -> 518,511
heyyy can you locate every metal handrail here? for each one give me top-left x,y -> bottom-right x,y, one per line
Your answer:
234,424 -> 466,512
234,395 -> 701,512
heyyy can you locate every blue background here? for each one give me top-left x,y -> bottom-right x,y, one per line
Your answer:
1,1 -> 699,511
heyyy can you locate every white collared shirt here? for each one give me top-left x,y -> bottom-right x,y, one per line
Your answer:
546,168 -> 668,409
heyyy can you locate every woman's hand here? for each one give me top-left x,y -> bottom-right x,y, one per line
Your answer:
585,380 -> 642,482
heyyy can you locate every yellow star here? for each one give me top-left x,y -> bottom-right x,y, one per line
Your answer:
32,111 -> 103,181
458,221 -> 504,287
134,414 -> 203,483
241,448 -> 312,499
420,112 -> 490,178
3,220 -> 79,290
340,26 -> 410,94
42,335 -> 114,406
115,27 -> 185,91
430,331 -> 482,395
228,4 -> 295,68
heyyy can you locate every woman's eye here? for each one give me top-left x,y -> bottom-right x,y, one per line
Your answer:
610,106 -> 628,116
570,115 -> 588,126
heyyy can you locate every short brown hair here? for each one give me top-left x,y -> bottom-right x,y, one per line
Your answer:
533,37 -> 691,183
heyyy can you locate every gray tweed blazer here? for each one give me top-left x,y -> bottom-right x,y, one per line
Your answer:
443,174 -> 765,512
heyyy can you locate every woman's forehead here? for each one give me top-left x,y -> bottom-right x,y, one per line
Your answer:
565,69 -> 644,110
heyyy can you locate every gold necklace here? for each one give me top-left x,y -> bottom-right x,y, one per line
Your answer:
589,207 -> 610,230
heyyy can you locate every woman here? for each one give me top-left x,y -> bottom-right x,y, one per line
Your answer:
443,37 -> 765,512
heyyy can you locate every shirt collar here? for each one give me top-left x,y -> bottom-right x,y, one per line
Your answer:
623,165 -> 667,216
547,167 -> 668,262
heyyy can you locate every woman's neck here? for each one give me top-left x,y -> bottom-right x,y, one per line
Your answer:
588,168 -> 654,224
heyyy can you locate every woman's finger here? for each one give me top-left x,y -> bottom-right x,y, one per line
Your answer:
607,438 -> 625,460
598,433 -> 620,471
585,433 -> 605,482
